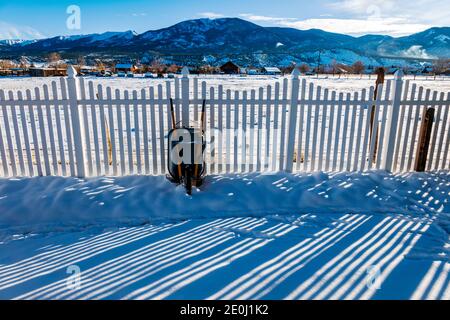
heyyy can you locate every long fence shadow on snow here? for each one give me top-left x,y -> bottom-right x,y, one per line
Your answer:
0,212 -> 447,300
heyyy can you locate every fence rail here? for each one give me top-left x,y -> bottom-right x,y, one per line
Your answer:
0,66 -> 449,178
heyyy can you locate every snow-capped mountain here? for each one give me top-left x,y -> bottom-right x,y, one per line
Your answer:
0,18 -> 448,65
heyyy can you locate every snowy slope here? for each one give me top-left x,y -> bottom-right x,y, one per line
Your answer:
0,171 -> 448,233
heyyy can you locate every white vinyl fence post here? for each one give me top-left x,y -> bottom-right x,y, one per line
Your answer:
284,68 -> 300,172
382,69 -> 403,172
181,66 -> 190,127
67,65 -> 86,178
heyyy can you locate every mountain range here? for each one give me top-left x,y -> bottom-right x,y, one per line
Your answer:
0,18 -> 449,67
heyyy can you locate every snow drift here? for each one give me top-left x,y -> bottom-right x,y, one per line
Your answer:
0,171 -> 448,233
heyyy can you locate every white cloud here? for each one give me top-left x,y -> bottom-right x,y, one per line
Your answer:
240,13 -> 435,36
329,0 -> 450,26
240,0 -> 449,36
198,12 -> 225,19
280,17 -> 433,37
239,13 -> 297,23
0,21 -> 45,40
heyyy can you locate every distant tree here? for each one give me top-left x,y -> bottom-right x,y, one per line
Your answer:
432,58 -> 449,79
166,64 -> 180,74
149,58 -> 166,74
77,56 -> 85,67
352,61 -> 365,75
47,52 -> 61,67
95,59 -> 105,72
19,56 -> 29,69
298,63 -> 310,74
0,60 -> 15,69
331,59 -> 339,76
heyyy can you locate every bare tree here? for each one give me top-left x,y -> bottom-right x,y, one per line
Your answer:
352,61 -> 365,76
331,59 -> 339,76
298,63 -> 310,74
432,58 -> 449,79
47,52 -> 61,68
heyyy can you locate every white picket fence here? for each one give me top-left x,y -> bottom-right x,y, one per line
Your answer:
0,66 -> 449,178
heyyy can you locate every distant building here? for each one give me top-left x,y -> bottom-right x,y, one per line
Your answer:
29,67 -> 67,77
220,61 -> 240,74
114,63 -> 135,73
262,67 -> 282,75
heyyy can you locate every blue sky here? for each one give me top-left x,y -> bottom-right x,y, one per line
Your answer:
0,0 -> 449,39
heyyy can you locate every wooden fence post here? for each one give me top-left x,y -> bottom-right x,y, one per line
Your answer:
181,66 -> 190,127
66,65 -> 86,178
381,69 -> 403,171
284,68 -> 300,172
415,107 -> 435,172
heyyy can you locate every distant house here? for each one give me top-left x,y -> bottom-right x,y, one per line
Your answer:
29,67 -> 67,77
220,61 -> 240,74
262,67 -> 281,75
114,63 -> 135,73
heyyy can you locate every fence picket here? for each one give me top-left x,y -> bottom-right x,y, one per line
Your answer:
43,85 -> 58,175
1,90 -> 17,176
114,89 -> 125,176
34,88 -> 51,175
233,91 -> 239,172
0,109 -> 8,176
26,89 -> 43,176
339,93 -> 351,171
60,79 -> 75,176
407,87 -> 425,171
399,84 -> 416,172
132,90 -> 141,174
241,90 -> 248,172
311,86 -> 321,171
218,86 -> 224,173
318,88 -> 328,171
303,82 -> 314,171
426,91 -> 441,171
271,82 -> 280,172
18,90 -> 34,176
325,91 -> 336,172
296,79 -> 306,172
346,92 -> 357,171
141,89 -> 149,174
332,93 -> 344,171
98,85 -> 110,175
160,84 -> 167,174
433,92 -> 448,170
225,89 -> 231,173
352,90 -> 365,171
376,81 -> 391,169
257,87 -> 264,172
53,81 -> 66,176
107,87 -> 117,176
9,91 -> 25,175
279,79 -> 288,171
249,89 -> 256,172
209,87 -> 216,173
264,85 -> 272,171
393,80 -> 410,171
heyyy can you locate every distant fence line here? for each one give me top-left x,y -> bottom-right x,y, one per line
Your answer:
0,66 -> 449,178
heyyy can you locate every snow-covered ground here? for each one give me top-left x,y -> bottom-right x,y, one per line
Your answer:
0,171 -> 448,300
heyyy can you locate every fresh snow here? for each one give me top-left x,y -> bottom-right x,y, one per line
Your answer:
0,75 -> 449,99
0,171 -> 448,300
